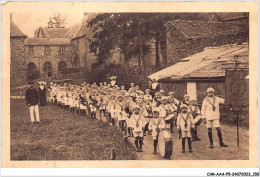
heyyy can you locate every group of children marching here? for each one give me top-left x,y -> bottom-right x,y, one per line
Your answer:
48,81 -> 202,154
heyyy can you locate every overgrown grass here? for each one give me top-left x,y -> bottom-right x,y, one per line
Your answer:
10,99 -> 137,160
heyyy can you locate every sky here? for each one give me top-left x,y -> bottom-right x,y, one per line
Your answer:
12,12 -> 84,37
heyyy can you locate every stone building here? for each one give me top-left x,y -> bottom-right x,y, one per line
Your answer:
65,13 -> 97,71
164,18 -> 248,67
24,19 -> 72,79
10,19 -> 27,87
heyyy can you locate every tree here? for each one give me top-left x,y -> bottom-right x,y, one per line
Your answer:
87,13 -> 211,73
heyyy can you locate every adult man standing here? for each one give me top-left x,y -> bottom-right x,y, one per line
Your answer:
201,87 -> 227,148
25,81 -> 40,123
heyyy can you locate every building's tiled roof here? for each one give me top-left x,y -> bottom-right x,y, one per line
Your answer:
167,20 -> 248,39
24,38 -> 71,46
216,12 -> 248,22
38,27 -> 70,38
65,13 -> 96,39
10,21 -> 27,37
148,43 -> 248,81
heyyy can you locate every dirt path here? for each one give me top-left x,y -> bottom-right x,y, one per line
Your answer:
126,123 -> 248,160
97,109 -> 248,160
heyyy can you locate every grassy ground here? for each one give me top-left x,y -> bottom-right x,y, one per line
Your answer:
10,98 -> 248,161
10,99 -> 137,160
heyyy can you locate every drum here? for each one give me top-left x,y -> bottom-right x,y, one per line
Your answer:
158,130 -> 173,158
193,115 -> 203,126
164,113 -> 175,124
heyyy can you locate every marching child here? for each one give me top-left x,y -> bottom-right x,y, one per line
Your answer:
130,105 -> 146,152
168,96 -> 178,133
89,91 -> 98,119
152,92 -> 161,108
189,99 -> 201,141
177,104 -> 194,153
144,89 -> 152,102
79,91 -> 88,117
159,96 -> 175,129
143,99 -> 153,135
115,95 -> 124,129
149,108 -> 166,154
106,94 -> 117,125
123,101 -> 133,137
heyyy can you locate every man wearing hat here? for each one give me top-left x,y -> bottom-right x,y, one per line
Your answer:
201,87 -> 228,148
25,81 -> 40,123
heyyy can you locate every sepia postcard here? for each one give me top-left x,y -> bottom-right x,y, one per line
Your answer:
1,1 -> 258,168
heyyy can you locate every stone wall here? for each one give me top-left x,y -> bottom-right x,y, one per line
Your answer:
166,26 -> 204,66
25,45 -> 72,77
166,22 -> 249,66
71,37 -> 96,72
10,37 -> 27,87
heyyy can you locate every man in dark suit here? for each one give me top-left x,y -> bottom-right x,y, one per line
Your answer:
25,81 -> 40,123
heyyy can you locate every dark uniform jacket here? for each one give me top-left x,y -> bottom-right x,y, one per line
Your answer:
25,87 -> 39,106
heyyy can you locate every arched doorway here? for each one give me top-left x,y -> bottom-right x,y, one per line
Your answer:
44,62 -> 52,77
27,62 -> 38,80
58,61 -> 67,73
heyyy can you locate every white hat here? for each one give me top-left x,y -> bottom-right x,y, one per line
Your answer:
133,104 -> 141,110
161,96 -> 168,101
207,87 -> 215,93
180,104 -> 188,109
184,94 -> 190,98
152,107 -> 160,113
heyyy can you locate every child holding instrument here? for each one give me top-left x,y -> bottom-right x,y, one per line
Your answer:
177,104 -> 194,153
189,99 -> 201,141
149,108 -> 166,154
159,96 -> 175,129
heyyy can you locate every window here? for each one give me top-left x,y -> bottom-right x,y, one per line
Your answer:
44,46 -> 50,55
59,46 -> 65,54
58,61 -> 67,72
29,46 -> 34,54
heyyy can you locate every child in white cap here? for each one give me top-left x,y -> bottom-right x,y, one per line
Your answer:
149,108 -> 166,154
159,96 -> 175,129
129,104 -> 146,152
189,99 -> 201,141
177,104 -> 194,153
144,89 -> 152,101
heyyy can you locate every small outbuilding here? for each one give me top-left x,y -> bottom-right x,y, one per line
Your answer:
148,43 -> 249,104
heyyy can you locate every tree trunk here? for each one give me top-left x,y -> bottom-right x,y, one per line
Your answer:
155,38 -> 160,69
137,14 -> 142,75
141,43 -> 146,75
